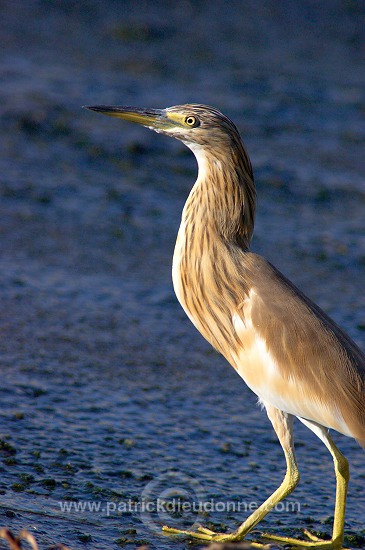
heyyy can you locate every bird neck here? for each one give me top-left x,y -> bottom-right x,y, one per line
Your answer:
185,139 -> 256,250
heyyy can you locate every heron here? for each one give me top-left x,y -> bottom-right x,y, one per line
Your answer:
85,103 -> 365,548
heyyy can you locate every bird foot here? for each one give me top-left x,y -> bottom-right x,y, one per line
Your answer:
162,524 -> 268,547
262,529 -> 346,549
162,524 -> 237,541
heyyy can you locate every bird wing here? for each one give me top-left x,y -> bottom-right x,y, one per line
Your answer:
232,252 -> 365,446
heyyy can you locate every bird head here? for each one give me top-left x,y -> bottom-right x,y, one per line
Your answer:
85,102 -> 255,246
83,104 -> 241,154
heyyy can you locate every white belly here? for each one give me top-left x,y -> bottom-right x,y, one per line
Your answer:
232,325 -> 352,439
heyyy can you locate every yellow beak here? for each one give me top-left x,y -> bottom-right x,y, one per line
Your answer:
83,105 -> 175,131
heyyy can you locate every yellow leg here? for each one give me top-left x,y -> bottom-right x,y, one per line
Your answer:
263,418 -> 350,549
163,406 -> 300,543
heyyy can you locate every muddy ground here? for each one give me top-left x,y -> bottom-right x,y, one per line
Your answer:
0,1 -> 364,549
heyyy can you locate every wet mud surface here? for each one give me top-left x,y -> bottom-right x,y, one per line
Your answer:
0,1 -> 365,548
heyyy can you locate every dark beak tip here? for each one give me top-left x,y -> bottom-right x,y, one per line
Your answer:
82,105 -> 125,115
82,105 -> 101,112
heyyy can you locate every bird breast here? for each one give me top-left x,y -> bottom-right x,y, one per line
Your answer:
172,215 -> 246,365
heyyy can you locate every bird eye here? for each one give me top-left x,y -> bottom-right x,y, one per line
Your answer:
184,115 -> 199,127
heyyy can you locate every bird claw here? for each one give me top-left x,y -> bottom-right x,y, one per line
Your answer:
303,529 -> 325,542
162,524 -> 237,541
262,529 -> 347,549
163,525 -> 348,549
162,525 -> 269,547
196,525 -> 218,535
162,524 -> 219,541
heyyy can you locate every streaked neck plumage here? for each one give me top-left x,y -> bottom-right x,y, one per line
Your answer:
184,135 -> 256,250
172,132 -> 256,358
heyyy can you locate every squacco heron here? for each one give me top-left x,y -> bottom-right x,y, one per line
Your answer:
85,104 -> 365,548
